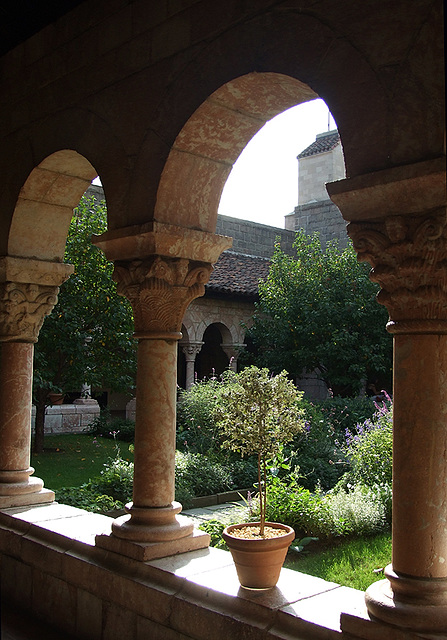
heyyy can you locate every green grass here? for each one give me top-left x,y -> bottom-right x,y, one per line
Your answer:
31,434 -> 133,490
284,531 -> 392,591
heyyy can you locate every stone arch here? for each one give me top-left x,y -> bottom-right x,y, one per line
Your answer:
0,106 -> 131,256
154,72 -> 318,233
132,9 -> 389,231
8,150 -> 97,262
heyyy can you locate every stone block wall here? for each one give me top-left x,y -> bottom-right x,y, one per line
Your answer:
286,200 -> 348,248
31,402 -> 100,434
215,215 -> 295,257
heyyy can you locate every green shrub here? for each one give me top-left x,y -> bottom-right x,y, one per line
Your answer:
91,456 -> 134,503
286,399 -> 344,491
56,484 -> 124,513
325,485 -> 387,536
252,474 -> 336,538
176,374 -> 233,455
175,450 -> 250,498
198,519 -> 229,549
316,396 -> 377,438
289,396 -> 388,492
89,411 -> 135,442
227,458 -> 258,490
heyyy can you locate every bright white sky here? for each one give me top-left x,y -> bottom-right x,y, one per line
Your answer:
92,98 -> 336,229
218,98 -> 336,229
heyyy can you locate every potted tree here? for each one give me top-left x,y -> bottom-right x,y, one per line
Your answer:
216,365 -> 305,588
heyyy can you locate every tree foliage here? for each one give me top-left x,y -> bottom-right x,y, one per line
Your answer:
245,232 -> 392,396
33,195 -> 137,451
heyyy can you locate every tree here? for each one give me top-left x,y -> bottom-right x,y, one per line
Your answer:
245,232 -> 392,396
33,195 -> 137,452
216,366 -> 305,535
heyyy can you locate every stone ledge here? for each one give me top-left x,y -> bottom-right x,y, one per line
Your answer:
0,503 -> 430,640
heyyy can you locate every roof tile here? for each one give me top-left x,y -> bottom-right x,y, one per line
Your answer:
298,131 -> 340,158
206,251 -> 270,297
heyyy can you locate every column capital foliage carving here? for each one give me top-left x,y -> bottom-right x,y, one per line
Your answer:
113,256 -> 213,335
0,282 -> 60,342
348,208 -> 447,332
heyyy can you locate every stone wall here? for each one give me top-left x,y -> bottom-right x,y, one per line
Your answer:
298,143 -> 345,205
215,214 -> 295,257
31,401 -> 100,434
285,200 -> 348,248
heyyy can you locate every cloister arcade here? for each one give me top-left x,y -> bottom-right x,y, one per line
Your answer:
0,1 -> 444,638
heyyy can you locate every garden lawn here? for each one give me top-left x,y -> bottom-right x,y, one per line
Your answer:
284,531 -> 392,591
31,434 -> 132,490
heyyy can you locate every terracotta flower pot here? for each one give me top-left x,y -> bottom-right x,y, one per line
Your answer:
48,392 -> 64,405
223,522 -> 295,589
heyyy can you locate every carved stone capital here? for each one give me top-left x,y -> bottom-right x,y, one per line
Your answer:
113,256 -> 213,336
0,256 -> 73,342
221,343 -> 245,360
181,342 -> 204,361
0,281 -> 60,342
348,208 -> 447,333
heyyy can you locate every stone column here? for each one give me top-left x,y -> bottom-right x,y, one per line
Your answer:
221,343 -> 245,372
348,210 -> 447,635
327,159 -> 447,636
0,257 -> 73,507
181,341 -> 203,389
93,223 -> 232,560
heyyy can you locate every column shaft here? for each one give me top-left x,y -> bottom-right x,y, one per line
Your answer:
133,338 -> 177,508
185,359 -> 194,389
0,342 -> 45,499
392,334 -> 447,578
0,342 -> 33,472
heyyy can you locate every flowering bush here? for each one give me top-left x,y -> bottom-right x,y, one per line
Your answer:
345,395 -> 393,488
326,485 -> 387,535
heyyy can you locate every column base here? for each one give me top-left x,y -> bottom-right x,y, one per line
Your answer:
0,487 -> 55,509
0,468 -> 43,493
95,500 -> 210,561
96,526 -> 210,561
109,501 -> 194,542
365,565 -> 447,637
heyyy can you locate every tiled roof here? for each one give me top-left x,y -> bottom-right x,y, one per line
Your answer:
297,131 -> 340,158
206,251 -> 270,298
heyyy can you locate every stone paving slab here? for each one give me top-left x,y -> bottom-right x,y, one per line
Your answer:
182,501 -> 249,527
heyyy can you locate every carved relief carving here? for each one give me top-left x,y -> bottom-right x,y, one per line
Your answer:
0,282 -> 60,342
348,209 -> 447,332
113,256 -> 213,335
